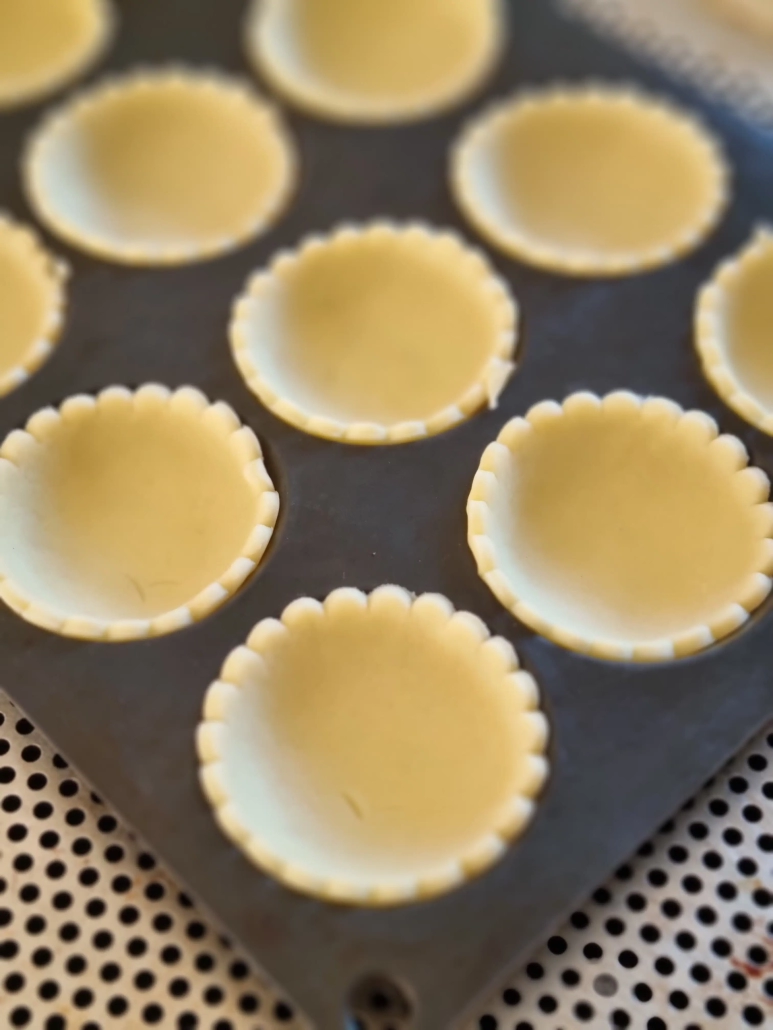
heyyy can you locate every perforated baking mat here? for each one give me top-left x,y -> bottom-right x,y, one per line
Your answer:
1,691 -> 772,1030
0,1 -> 772,1028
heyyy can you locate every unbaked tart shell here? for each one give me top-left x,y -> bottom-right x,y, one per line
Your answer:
451,85 -> 730,277
0,385 -> 279,640
24,68 -> 296,265
197,585 -> 548,905
244,0 -> 505,124
230,222 -> 517,444
0,0 -> 113,110
0,212 -> 68,398
468,391 -> 773,661
696,227 -> 773,435
708,0 -> 773,39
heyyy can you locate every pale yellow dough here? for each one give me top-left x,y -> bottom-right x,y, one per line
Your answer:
245,0 -> 504,123
231,223 -> 517,443
24,69 -> 296,265
697,228 -> 773,434
0,386 -> 279,640
0,0 -> 112,109
197,586 -> 548,905
0,213 -> 67,398
708,0 -> 773,38
451,86 -> 729,276
468,392 -> 773,661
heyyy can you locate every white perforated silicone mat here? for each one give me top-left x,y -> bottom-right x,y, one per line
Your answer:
562,0 -> 773,128
0,690 -> 771,1029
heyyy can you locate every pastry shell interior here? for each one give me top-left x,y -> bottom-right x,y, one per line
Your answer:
696,227 -> 773,434
451,85 -> 729,276
0,385 -> 279,640
468,391 -> 773,661
708,0 -> 773,39
197,586 -> 548,905
24,68 -> 296,265
0,212 -> 67,398
231,223 -> 517,444
245,0 -> 504,124
0,0 -> 113,109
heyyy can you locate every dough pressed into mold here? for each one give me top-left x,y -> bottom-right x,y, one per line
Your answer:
708,0 -> 773,38
0,0 -> 113,109
24,68 -> 296,265
468,392 -> 773,661
197,586 -> 549,905
451,85 -> 729,276
245,0 -> 504,124
696,228 -> 773,435
230,223 -> 517,444
0,213 -> 67,398
0,386 -> 279,640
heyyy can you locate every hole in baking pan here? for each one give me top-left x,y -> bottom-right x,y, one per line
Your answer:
345,972 -> 414,1029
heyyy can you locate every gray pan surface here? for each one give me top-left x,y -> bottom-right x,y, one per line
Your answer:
1,1 -> 772,1026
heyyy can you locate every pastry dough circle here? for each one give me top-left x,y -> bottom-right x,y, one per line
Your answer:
0,212 -> 68,398
696,227 -> 773,435
230,222 -> 517,444
0,0 -> 113,110
245,0 -> 505,124
197,586 -> 548,905
468,392 -> 773,661
24,68 -> 296,265
0,385 -> 279,640
451,85 -> 729,277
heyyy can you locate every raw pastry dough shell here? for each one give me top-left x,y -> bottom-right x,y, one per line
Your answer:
230,222 -> 517,444
468,392 -> 773,661
197,586 -> 549,905
451,84 -> 730,277
696,227 -> 773,435
0,212 -> 68,398
709,0 -> 773,39
0,385 -> 279,641
0,0 -> 114,110
244,0 -> 505,124
23,67 -> 296,266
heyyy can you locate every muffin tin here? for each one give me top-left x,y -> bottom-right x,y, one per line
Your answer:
1,0 -> 773,1028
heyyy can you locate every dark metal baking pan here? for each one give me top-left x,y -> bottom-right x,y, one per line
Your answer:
1,0 -> 772,1026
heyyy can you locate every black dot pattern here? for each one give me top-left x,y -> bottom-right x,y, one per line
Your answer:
0,698 -> 295,1029
474,728 -> 773,1030
1,705 -> 772,1030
